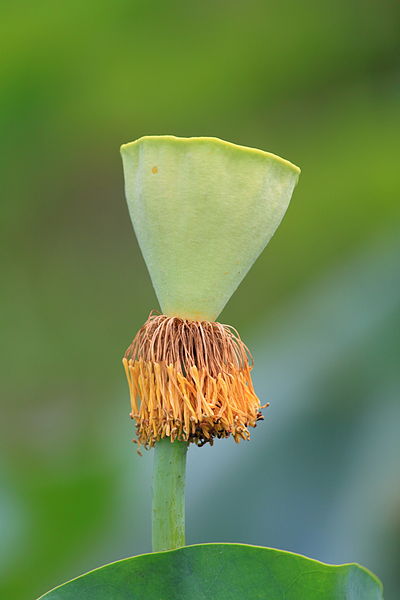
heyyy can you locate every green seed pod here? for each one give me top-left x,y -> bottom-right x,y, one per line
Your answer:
121,136 -> 300,449
121,135 -> 300,322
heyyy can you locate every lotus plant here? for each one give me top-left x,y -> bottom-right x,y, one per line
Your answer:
38,136 -> 383,600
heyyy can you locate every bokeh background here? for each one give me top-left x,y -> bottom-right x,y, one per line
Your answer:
1,1 -> 399,598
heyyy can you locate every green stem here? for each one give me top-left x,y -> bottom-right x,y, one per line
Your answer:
152,438 -> 188,552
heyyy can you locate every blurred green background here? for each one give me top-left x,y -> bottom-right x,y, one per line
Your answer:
1,1 -> 399,599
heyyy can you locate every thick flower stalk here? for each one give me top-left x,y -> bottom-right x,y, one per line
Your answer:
120,135 -> 300,551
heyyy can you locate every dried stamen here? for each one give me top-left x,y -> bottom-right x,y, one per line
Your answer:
122,312 -> 267,448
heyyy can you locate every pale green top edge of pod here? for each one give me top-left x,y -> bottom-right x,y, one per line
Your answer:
120,135 -> 301,176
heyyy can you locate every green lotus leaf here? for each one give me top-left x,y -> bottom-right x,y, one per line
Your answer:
121,136 -> 300,321
38,543 -> 383,600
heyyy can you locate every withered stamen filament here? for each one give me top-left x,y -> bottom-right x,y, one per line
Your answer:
123,313 -> 267,448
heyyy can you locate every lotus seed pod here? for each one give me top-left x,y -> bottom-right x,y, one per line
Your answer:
121,136 -> 300,447
121,135 -> 300,322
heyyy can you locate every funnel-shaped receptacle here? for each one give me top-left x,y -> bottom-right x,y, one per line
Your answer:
121,136 -> 300,321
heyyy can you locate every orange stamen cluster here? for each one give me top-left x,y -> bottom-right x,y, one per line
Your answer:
123,313 -> 267,448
